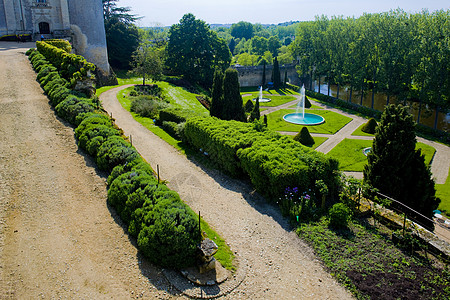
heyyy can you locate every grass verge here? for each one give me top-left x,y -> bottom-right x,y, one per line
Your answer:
436,168 -> 450,216
327,139 -> 436,172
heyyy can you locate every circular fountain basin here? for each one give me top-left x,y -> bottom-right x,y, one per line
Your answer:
253,97 -> 271,103
283,113 -> 325,125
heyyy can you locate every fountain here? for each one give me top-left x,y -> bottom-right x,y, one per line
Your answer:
283,85 -> 325,125
253,86 -> 271,103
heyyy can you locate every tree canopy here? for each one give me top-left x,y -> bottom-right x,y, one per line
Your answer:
290,9 -> 450,111
102,0 -> 140,70
364,104 -> 439,229
230,21 -> 254,40
166,14 -> 231,87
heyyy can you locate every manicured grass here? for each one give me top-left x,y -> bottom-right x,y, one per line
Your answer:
297,218 -> 450,299
288,103 -> 323,109
266,109 -> 352,134
417,142 -> 436,166
199,218 -> 236,272
436,168 -> 450,216
310,136 -> 328,149
240,86 -> 298,95
327,139 -> 436,172
157,81 -> 208,114
242,94 -> 296,107
352,123 -> 376,137
327,139 -> 372,171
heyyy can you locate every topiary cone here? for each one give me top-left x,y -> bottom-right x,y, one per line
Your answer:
294,126 -> 315,146
361,118 -> 377,134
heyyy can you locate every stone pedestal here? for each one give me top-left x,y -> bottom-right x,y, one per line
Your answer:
198,238 -> 218,274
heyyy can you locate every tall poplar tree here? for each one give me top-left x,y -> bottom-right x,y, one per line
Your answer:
222,68 -> 246,122
210,69 -> 224,118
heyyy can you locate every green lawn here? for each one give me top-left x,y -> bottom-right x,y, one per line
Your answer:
242,94 -> 296,107
240,86 -> 299,95
327,139 -> 436,172
267,109 -> 353,134
436,168 -> 450,216
327,139 -> 372,171
288,104 -> 324,109
351,123 -> 376,137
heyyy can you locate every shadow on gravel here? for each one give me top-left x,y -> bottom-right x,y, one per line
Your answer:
74,146 -> 182,297
183,150 -> 294,233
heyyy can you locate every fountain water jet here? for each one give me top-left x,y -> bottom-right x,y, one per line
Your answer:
253,86 -> 271,102
283,84 -> 325,125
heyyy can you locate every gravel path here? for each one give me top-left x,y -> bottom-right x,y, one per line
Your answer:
0,42 -> 179,299
101,86 -> 353,299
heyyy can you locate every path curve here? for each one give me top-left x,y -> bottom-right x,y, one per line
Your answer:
100,86 -> 353,299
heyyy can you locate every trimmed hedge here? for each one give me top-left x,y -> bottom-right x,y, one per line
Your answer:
238,135 -> 340,200
36,41 -> 95,86
184,117 -> 266,176
158,107 -> 202,124
184,117 -> 341,200
27,49 -> 204,269
44,39 -> 72,53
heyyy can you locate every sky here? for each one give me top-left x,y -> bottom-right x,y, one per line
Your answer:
117,0 -> 450,27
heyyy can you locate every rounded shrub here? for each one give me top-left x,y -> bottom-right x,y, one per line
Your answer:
137,199 -> 201,268
294,127 -> 315,146
96,136 -> 140,171
107,160 -> 153,187
361,118 -> 378,134
55,95 -> 95,125
328,203 -> 351,228
77,124 -> 121,156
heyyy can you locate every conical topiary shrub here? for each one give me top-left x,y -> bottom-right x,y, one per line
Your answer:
294,127 -> 315,146
244,99 -> 254,112
361,118 -> 378,134
305,96 -> 312,108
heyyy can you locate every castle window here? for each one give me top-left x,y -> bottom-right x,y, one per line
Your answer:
36,0 -> 46,3
39,22 -> 50,34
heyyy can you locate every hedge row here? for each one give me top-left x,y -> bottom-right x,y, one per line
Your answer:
184,117 -> 340,199
237,135 -> 340,199
44,39 -> 72,53
184,117 -> 268,177
36,41 -> 95,87
27,49 -> 202,268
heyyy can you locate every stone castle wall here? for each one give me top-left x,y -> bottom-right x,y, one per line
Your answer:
232,63 -> 301,87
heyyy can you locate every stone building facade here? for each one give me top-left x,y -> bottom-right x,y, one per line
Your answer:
0,0 -> 110,74
232,63 -> 301,87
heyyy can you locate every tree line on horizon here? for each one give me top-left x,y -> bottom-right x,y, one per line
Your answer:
102,1 -> 449,114
291,9 -> 450,112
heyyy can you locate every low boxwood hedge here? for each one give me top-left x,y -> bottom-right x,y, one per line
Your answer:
27,48 -> 205,269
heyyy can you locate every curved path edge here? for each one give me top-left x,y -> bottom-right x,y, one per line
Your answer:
100,85 -> 354,299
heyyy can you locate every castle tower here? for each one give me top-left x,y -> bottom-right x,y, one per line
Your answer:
67,0 -> 110,75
